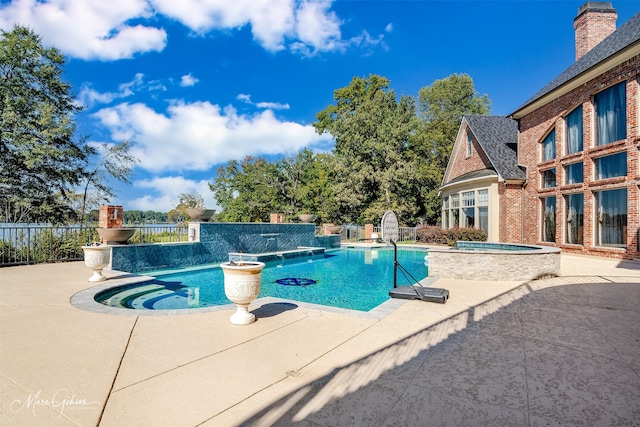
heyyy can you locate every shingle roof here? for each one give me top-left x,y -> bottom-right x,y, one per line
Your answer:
464,115 -> 526,181
513,11 -> 640,114
444,169 -> 498,186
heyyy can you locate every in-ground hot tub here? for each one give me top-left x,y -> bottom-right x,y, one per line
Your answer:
426,241 -> 560,281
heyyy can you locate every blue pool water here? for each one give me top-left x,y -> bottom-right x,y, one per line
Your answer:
96,247 -> 429,312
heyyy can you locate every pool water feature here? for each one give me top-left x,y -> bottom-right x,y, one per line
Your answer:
96,247 -> 429,312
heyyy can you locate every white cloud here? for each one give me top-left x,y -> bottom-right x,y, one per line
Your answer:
77,73 -> 180,108
92,100 -> 332,173
78,73 -> 145,108
237,94 -> 290,110
150,0 -> 296,51
129,176 -> 215,212
0,0 -> 384,59
0,0 -> 167,60
293,0 -> 342,54
180,73 -> 199,87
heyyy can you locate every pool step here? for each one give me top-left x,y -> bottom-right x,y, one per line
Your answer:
108,283 -> 186,309
129,288 -> 183,309
107,283 -> 166,307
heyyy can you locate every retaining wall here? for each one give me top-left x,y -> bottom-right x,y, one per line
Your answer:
427,242 -> 561,281
111,223 -> 339,272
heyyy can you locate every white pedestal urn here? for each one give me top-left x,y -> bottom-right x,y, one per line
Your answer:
220,261 -> 265,325
81,245 -> 112,282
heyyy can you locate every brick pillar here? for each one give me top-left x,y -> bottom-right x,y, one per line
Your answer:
99,205 -> 123,229
270,213 -> 283,224
365,224 -> 374,241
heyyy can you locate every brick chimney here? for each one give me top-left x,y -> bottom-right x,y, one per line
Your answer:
574,2 -> 617,60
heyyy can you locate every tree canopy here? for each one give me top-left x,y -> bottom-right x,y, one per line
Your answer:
0,25 -> 87,223
168,192 -> 207,223
1,26 -> 139,224
210,151 -> 333,223
313,75 -> 421,224
209,73 -> 491,227
413,73 -> 491,223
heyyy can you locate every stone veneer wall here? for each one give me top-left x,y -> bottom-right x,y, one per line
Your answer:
427,244 -> 561,281
111,223 -> 339,272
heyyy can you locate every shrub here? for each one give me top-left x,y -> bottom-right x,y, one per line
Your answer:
416,226 -> 447,245
417,226 -> 487,246
445,228 -> 487,246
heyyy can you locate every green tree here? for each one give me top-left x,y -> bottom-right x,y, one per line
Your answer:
0,25 -> 87,224
313,74 -> 421,225
414,73 -> 491,224
210,157 -> 284,222
168,192 -> 205,223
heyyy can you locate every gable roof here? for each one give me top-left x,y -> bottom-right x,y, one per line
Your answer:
444,169 -> 498,187
512,11 -> 640,118
464,115 -> 525,181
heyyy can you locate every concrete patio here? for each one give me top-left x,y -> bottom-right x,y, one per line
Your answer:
1,252 -> 639,426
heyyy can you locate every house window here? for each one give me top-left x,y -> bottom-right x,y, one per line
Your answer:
443,189 -> 489,232
566,105 -> 583,154
594,152 -> 627,180
542,129 -> 556,161
451,194 -> 460,228
595,82 -> 626,146
466,132 -> 472,157
477,189 -> 488,234
565,162 -> 583,184
461,191 -> 475,228
542,197 -> 556,242
442,196 -> 449,229
595,188 -> 627,248
565,193 -> 584,245
542,168 -> 556,188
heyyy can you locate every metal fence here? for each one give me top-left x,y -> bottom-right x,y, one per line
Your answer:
0,225 -> 188,267
339,225 -> 417,243
1,223 -> 416,267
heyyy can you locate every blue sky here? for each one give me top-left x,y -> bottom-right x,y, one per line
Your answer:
1,0 -> 638,213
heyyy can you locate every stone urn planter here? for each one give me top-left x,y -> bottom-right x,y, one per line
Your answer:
186,208 -> 214,222
298,214 -> 317,223
81,244 -> 111,282
97,227 -> 136,244
220,261 -> 265,325
324,224 -> 344,235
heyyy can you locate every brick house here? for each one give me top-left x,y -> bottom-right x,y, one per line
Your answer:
440,2 -> 639,259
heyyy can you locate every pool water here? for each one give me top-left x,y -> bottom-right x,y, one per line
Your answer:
96,247 -> 429,312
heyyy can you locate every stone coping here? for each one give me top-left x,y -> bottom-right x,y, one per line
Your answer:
69,268 -> 419,319
427,242 -> 561,281
426,241 -> 561,255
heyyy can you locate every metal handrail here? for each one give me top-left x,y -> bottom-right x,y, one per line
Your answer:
0,224 -> 188,266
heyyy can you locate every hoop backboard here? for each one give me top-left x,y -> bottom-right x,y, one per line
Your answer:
381,210 -> 399,244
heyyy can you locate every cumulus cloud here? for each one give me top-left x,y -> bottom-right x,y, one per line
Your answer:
92,100 -> 332,173
130,176 -> 215,212
150,0 -> 296,51
0,0 -> 166,60
0,0 -> 384,59
180,73 -> 199,87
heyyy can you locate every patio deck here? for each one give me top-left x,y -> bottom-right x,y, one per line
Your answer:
1,252 -> 639,426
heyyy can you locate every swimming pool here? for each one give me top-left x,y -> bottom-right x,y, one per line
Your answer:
95,247 -> 429,312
